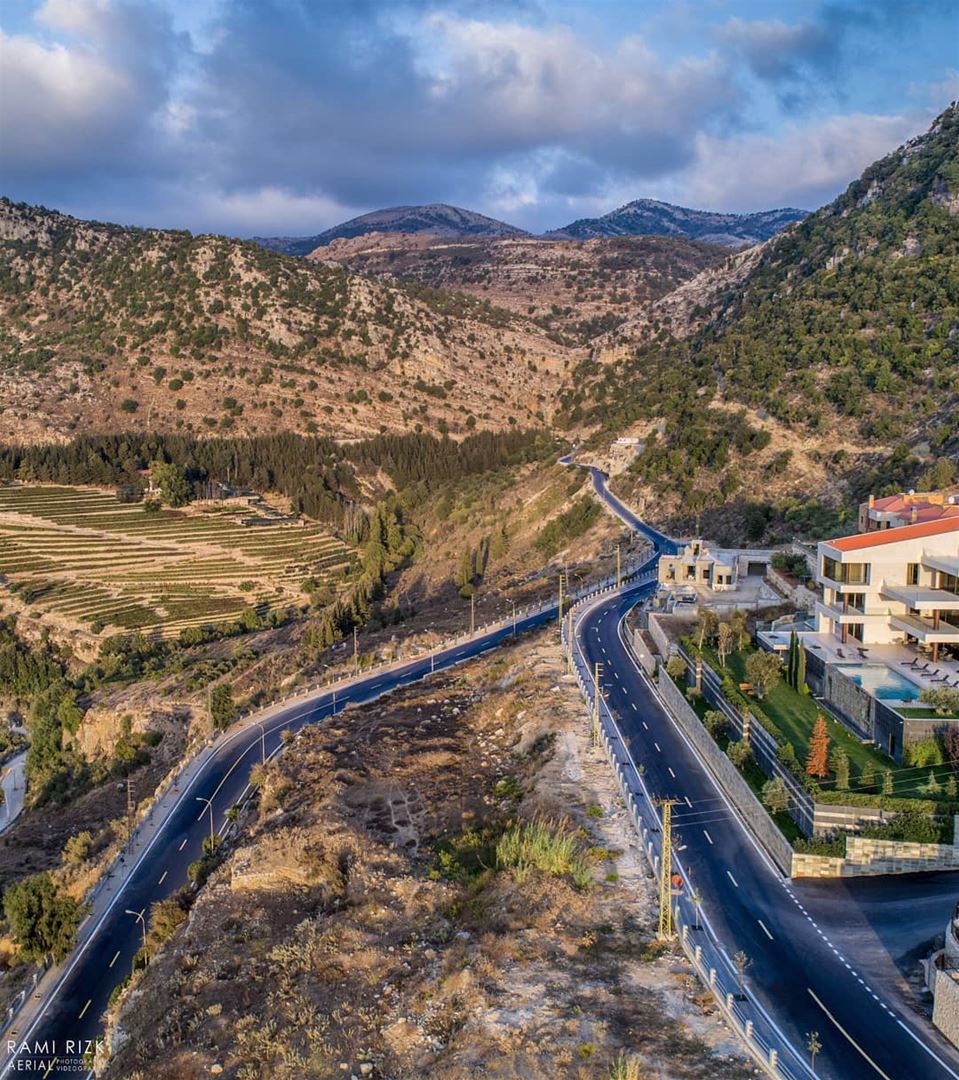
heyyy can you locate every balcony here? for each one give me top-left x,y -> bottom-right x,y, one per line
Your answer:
889,612 -> 959,643
881,584 -> 959,611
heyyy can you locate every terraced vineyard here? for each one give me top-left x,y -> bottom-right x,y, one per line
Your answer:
0,485 -> 356,637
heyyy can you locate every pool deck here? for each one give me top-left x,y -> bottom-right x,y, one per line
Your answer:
799,632 -> 959,696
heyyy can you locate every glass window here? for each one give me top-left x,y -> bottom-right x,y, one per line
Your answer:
907,563 -> 920,586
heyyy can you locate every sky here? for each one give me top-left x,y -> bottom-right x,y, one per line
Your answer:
0,0 -> 956,237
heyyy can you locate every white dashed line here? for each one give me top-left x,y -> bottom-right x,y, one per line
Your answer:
726,870 -> 739,887
158,870 -> 168,885
178,837 -> 188,851
654,742 -> 661,752
758,920 -> 773,940
668,767 -> 676,778
703,830 -> 713,844
109,950 -> 120,969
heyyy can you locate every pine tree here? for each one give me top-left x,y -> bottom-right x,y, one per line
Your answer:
787,630 -> 798,688
796,641 -> 806,693
946,775 -> 957,800
806,714 -> 830,779
882,769 -> 894,796
859,762 -> 876,792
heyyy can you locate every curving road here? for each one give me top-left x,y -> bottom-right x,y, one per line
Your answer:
4,568 -> 652,1078
566,468 -> 959,1080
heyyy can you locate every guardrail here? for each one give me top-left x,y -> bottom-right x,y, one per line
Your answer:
563,582 -> 809,1080
0,554 -> 656,1039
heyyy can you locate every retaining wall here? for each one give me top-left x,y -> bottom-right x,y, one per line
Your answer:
647,613 -> 674,660
656,666 -> 794,875
792,828 -> 959,878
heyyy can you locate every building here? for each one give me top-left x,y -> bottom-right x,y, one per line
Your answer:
859,489 -> 959,532
815,516 -> 959,663
658,539 -> 738,591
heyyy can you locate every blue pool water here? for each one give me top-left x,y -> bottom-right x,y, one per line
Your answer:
836,664 -> 921,702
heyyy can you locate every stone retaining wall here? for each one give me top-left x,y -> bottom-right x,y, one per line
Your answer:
792,822 -> 959,877
647,613 -> 674,660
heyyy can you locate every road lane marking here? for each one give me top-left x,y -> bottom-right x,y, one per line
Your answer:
668,767 -> 675,778
78,999 -> 91,1019
109,951 -> 120,969
685,796 -> 692,808
808,988 -> 893,1080
178,837 -> 188,851
654,742 -> 661,752
758,920 -> 773,940
642,721 -> 648,729
703,830 -> 713,844
631,702 -> 637,711
158,870 -> 168,885
726,870 -> 739,887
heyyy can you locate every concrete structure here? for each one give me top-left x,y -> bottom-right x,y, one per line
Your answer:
927,903 -> 959,1050
658,539 -> 738,591
815,516 -> 959,663
859,488 -> 959,532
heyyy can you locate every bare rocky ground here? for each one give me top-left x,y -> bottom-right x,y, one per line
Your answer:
98,632 -> 752,1080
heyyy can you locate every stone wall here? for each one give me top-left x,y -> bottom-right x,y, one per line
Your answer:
933,970 -> 959,1049
823,666 -> 874,739
656,666 -> 794,875
792,827 -> 959,878
630,630 -> 657,675
765,567 -> 817,611
647,613 -> 674,660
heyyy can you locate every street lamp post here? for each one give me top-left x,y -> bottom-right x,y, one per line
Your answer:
125,907 -> 147,973
508,598 -> 517,636
196,796 -> 215,844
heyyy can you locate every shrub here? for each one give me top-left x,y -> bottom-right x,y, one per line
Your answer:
704,709 -> 727,739
920,687 -> 959,717
665,656 -> 686,681
495,817 -> 590,889
906,737 -> 945,768
861,812 -> 941,845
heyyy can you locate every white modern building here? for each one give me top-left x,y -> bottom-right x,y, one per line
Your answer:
815,516 -> 959,663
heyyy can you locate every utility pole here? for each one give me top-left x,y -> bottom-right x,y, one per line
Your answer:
656,798 -> 681,940
126,777 -> 134,850
616,543 -> 622,588
558,572 -> 566,630
353,625 -> 358,674
256,722 -> 266,764
508,598 -> 517,636
592,661 -> 604,745
470,593 -> 475,636
566,606 -> 574,674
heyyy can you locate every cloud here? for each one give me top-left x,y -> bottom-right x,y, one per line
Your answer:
0,0 -> 187,184
0,0 -> 951,234
673,111 -> 930,213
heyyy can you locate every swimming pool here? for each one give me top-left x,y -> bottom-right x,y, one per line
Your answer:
835,664 -> 921,702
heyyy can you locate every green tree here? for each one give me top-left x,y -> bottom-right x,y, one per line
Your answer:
695,609 -> 719,650
149,459 -> 191,507
882,769 -> 894,796
2,873 -> 84,963
208,683 -> 236,730
762,776 -> 790,814
728,739 -> 753,770
717,622 -> 735,669
745,650 -> 782,699
832,748 -> 850,791
858,762 -> 876,792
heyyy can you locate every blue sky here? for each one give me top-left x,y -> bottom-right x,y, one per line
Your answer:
0,0 -> 956,236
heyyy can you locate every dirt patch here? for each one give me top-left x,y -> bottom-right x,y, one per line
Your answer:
98,632 -> 750,1080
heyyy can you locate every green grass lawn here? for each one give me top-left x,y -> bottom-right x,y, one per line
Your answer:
701,644 -> 953,801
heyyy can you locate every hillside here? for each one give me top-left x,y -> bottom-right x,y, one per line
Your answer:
254,203 -> 527,256
564,103 -> 959,539
311,232 -> 725,344
0,200 -> 570,443
548,199 -> 806,248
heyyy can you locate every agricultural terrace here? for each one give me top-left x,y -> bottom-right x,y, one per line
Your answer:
0,485 -> 355,638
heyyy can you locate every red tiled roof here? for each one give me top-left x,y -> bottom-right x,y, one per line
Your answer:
827,516 -> 959,552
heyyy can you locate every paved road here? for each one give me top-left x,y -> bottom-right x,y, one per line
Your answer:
566,469 -> 959,1079
5,576 -> 650,1077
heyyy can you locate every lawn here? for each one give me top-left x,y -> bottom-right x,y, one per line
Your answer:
701,643 -> 953,802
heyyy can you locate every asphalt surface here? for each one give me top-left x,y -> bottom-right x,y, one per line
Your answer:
4,603 -> 573,1078
8,466 -> 958,1079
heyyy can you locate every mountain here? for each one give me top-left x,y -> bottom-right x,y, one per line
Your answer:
567,103 -> 959,537
0,199 -> 570,443
548,199 -> 806,248
311,232 -> 725,345
254,204 -> 527,256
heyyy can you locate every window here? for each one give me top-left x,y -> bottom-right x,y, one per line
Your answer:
907,563 -> 920,586
822,556 -> 868,585
940,572 -> 959,596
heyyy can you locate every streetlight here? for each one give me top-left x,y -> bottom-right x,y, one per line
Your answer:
196,796 -> 215,844
507,598 -> 517,636
255,722 -> 266,764
125,908 -> 147,973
